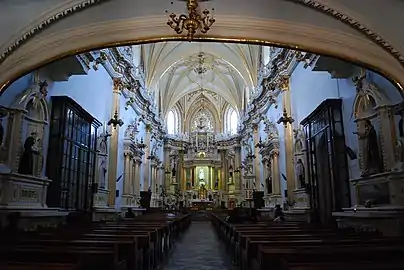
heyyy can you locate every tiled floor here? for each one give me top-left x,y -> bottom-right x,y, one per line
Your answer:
162,222 -> 233,270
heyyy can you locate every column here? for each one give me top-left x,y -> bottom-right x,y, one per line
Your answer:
377,106 -> 396,171
262,158 -> 268,193
107,78 -> 122,207
143,125 -> 151,190
131,158 -> 136,195
252,124 -> 261,188
282,77 -> 295,200
271,150 -> 281,195
234,145 -> 242,190
123,152 -> 131,195
134,160 -> 141,196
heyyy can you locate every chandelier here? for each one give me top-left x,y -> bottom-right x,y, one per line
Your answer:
166,0 -> 216,41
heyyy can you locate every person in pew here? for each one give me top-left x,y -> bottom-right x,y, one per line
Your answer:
273,204 -> 285,222
125,208 -> 135,218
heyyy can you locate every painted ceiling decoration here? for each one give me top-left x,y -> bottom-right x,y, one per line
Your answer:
0,0 -> 402,70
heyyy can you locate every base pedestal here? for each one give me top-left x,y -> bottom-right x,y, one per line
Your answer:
0,172 -> 68,230
333,206 -> 404,236
93,188 -> 117,221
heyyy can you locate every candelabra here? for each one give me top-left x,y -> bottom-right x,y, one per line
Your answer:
166,0 -> 215,41
107,110 -> 124,129
277,108 -> 294,128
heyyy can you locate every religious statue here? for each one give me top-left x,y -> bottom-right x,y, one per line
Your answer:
266,176 -> 272,194
99,159 -> 107,188
18,131 -> 39,175
172,164 -> 176,177
199,168 -> 205,181
295,159 -> 305,188
0,118 -> 4,146
214,179 -> 219,189
354,120 -> 382,176
393,114 -> 404,171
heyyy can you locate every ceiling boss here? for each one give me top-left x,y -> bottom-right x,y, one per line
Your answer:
166,0 -> 216,41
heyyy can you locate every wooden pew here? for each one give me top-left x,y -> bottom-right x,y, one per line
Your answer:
0,213 -> 192,270
210,212 -> 404,270
0,262 -> 78,270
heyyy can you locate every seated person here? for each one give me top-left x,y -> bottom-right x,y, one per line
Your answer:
125,208 -> 135,218
273,204 -> 285,222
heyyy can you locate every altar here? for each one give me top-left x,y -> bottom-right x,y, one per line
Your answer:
190,199 -> 214,210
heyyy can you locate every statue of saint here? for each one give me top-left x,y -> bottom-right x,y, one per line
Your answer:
199,169 -> 205,181
393,115 -> 404,171
266,176 -> 272,194
172,164 -> 176,177
18,131 -> 39,175
99,159 -> 107,188
0,118 -> 4,146
295,159 -> 305,188
354,120 -> 382,176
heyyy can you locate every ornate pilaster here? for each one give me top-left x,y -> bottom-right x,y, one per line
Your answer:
107,78 -> 122,207
271,149 -> 281,195
134,159 -> 141,196
121,150 -> 134,207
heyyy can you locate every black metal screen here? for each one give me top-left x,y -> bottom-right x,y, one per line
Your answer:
301,99 -> 350,224
46,96 -> 100,211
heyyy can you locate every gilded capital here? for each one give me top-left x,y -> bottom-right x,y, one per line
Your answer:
113,78 -> 123,92
252,123 -> 259,133
145,123 -> 152,133
278,76 -> 290,91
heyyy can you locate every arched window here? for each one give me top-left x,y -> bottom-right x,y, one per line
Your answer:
167,110 -> 176,134
230,110 -> 238,134
224,106 -> 238,135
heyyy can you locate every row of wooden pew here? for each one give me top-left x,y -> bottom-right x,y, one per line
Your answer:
211,213 -> 404,270
0,212 -> 192,270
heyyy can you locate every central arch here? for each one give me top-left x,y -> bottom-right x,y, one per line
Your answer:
0,16 -> 403,93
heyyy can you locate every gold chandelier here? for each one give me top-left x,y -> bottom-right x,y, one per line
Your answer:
166,0 -> 216,41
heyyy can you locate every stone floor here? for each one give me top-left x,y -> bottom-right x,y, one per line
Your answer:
162,221 -> 233,270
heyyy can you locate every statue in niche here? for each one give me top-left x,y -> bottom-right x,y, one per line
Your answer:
214,179 -> 219,189
266,176 -> 272,194
18,131 -> 40,175
354,120 -> 382,176
99,159 -> 107,188
0,117 -> 4,146
172,163 -> 176,177
295,159 -> 305,188
199,169 -> 205,181
393,114 -> 404,171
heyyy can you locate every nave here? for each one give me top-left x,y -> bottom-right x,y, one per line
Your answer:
162,222 -> 232,270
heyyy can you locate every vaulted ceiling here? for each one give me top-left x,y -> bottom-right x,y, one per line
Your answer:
142,42 -> 260,115
1,0 -> 404,92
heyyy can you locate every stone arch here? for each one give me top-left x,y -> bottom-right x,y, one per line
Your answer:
0,16 -> 403,96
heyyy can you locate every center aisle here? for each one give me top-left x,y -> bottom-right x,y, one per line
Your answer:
162,221 -> 232,270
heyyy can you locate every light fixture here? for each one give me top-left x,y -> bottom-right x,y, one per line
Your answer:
277,109 -> 294,128
107,110 -> 124,129
166,0 -> 216,41
255,137 -> 266,149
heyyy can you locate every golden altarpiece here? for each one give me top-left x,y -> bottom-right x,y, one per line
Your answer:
162,109 -> 244,209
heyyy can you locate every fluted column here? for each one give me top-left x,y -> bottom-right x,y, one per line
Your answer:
123,152 -> 131,195
134,160 -> 141,196
107,78 -> 122,207
252,124 -> 261,188
377,106 -> 396,171
271,150 -> 281,195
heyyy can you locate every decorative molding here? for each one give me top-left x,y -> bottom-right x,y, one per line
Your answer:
287,0 -> 404,64
0,0 -> 111,65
